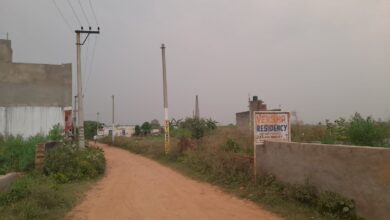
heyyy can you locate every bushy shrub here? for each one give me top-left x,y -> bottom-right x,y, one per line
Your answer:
293,183 -> 318,204
0,176 -> 32,205
322,113 -> 388,147
182,145 -> 252,185
255,175 -> 361,220
0,135 -> 47,174
318,191 -> 359,219
177,117 -> 217,139
44,146 -> 105,182
0,174 -> 79,219
48,124 -> 63,141
347,113 -> 385,146
221,138 -> 240,153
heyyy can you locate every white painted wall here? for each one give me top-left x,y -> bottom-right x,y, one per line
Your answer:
0,106 -> 64,137
100,125 -> 135,137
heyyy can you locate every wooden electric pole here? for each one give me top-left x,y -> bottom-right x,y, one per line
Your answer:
75,27 -> 100,148
161,44 -> 170,154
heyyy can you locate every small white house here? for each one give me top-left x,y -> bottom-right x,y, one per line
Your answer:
99,125 -> 135,137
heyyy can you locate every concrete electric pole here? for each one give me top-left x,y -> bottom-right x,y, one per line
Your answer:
73,95 -> 78,139
96,112 -> 100,136
112,95 -> 115,144
75,27 -> 100,148
161,44 -> 170,154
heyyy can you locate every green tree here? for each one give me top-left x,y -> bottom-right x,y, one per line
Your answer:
347,113 -> 385,146
178,117 -> 217,139
134,125 -> 141,136
141,122 -> 151,135
84,121 -> 104,140
150,119 -> 161,129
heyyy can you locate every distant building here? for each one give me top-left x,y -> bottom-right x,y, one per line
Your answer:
0,39 -> 72,137
151,128 -> 161,135
236,96 -> 281,133
100,125 -> 135,137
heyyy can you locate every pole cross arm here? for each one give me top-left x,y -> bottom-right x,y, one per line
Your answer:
75,29 -> 100,45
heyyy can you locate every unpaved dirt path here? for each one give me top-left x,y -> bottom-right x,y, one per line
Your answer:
68,143 -> 283,220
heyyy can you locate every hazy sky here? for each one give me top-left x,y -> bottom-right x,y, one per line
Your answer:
1,0 -> 389,125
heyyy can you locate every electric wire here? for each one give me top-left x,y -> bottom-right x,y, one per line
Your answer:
78,0 -> 90,26
51,0 -> 73,32
66,0 -> 82,26
88,0 -> 99,26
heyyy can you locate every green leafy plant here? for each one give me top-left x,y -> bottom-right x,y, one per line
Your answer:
347,113 -> 385,146
318,191 -> 360,219
44,146 -> 105,182
48,124 -> 63,141
221,138 -> 240,153
0,135 -> 47,174
176,117 -> 218,139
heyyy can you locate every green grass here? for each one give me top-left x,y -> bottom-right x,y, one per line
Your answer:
0,135 -> 48,174
0,172 -> 96,220
0,139 -> 106,220
101,127 -> 362,220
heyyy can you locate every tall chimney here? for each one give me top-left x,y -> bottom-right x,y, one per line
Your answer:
195,95 -> 200,118
0,39 -> 12,63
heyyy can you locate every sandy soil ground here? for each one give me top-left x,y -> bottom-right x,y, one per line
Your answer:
67,143 -> 283,220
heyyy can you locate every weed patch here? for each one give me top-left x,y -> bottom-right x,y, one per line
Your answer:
44,146 -> 105,183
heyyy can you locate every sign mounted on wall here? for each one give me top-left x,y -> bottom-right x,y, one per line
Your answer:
253,111 -> 291,144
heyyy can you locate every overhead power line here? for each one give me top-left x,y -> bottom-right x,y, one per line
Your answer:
88,0 -> 99,26
66,0 -> 82,26
51,0 -> 73,32
78,0 -> 91,26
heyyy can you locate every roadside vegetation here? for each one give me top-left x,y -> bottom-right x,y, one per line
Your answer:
292,112 -> 390,147
0,126 -> 106,220
101,117 -> 362,220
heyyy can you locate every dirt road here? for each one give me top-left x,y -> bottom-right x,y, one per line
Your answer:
68,143 -> 282,220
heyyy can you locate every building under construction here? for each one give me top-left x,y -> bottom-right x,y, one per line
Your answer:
236,96 -> 280,133
0,39 -> 72,137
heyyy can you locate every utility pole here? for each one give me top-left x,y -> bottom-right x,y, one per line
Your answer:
112,95 -> 115,144
161,44 -> 170,154
96,112 -> 100,136
75,27 -> 100,148
73,95 -> 78,139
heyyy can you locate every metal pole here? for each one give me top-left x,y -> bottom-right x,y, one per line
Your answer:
161,43 -> 170,154
76,32 -> 85,148
112,95 -> 115,144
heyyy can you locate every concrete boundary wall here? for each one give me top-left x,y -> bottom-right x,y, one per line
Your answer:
256,141 -> 390,220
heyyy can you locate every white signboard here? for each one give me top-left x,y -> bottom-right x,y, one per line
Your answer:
254,111 -> 291,145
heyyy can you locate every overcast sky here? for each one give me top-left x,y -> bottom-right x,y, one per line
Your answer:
1,0 -> 389,125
